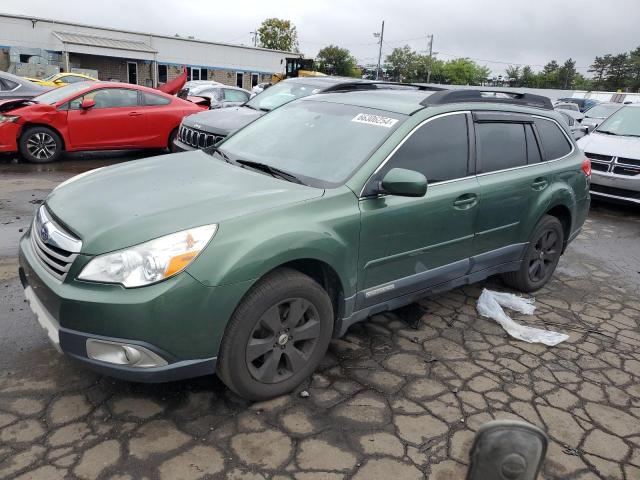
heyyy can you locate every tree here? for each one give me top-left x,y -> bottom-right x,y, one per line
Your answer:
257,18 -> 298,52
605,53 -> 630,90
441,58 -> 489,85
589,55 -> 610,90
316,45 -> 358,77
629,46 -> 640,92
520,65 -> 536,87
505,65 -> 520,85
385,45 -> 417,82
541,60 -> 559,88
558,58 -> 577,89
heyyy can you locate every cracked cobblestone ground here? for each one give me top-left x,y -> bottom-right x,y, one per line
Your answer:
1,156 -> 640,479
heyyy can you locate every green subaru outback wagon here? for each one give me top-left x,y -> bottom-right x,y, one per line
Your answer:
19,88 -> 590,400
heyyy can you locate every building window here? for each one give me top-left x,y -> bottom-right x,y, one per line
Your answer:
236,72 -> 244,88
158,64 -> 168,84
187,67 -> 207,81
251,73 -> 259,88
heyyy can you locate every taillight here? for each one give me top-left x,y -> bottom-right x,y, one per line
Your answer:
582,157 -> 592,177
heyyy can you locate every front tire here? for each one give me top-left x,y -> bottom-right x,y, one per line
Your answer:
502,215 -> 564,293
167,127 -> 179,153
217,268 -> 333,401
19,126 -> 63,163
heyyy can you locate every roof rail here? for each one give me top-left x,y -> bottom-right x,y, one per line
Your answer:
324,82 -> 445,93
420,89 -> 553,110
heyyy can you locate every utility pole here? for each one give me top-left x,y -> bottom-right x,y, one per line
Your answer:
374,20 -> 385,80
250,31 -> 258,47
426,34 -> 434,84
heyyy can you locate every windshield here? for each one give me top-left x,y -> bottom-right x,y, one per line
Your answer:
219,99 -> 406,187
245,81 -> 322,112
585,104 -> 621,119
34,82 -> 93,105
596,106 -> 640,137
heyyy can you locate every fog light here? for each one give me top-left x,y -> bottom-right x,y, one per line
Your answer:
86,339 -> 168,368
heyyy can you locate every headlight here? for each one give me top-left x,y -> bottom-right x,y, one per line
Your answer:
0,115 -> 19,123
78,224 -> 217,287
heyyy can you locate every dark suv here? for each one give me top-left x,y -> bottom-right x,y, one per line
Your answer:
173,77 -> 431,151
20,88 -> 590,400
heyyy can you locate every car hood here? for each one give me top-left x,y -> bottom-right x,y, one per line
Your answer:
45,151 -> 323,254
577,132 -> 640,159
181,106 -> 264,136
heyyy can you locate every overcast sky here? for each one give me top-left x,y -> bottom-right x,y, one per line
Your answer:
3,0 -> 639,75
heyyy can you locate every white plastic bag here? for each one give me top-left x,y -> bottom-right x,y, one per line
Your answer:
476,289 -> 569,346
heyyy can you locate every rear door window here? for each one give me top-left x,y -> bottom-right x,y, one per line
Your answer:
378,113 -> 469,183
534,117 -> 572,160
476,123 -> 527,173
223,89 -> 250,102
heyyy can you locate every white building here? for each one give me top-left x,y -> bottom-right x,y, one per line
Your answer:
0,13 -> 303,90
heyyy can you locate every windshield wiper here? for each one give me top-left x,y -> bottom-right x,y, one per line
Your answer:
596,130 -> 619,136
236,159 -> 306,185
244,103 -> 259,111
203,145 -> 232,163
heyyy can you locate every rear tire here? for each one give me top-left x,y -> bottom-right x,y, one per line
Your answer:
167,128 -> 179,153
217,268 -> 333,401
19,126 -> 63,163
502,215 -> 564,293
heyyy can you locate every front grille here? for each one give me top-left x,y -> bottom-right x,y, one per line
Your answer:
590,183 -> 640,200
613,166 -> 640,176
591,162 -> 609,172
179,125 -> 225,149
30,206 -> 81,281
585,152 -> 613,162
617,157 -> 640,167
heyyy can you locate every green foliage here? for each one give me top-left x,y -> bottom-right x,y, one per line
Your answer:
316,45 -> 359,77
257,18 -> 299,52
384,46 -> 489,85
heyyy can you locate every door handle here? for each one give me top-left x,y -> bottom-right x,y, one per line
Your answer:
128,112 -> 143,117
453,193 -> 478,210
531,177 -> 548,191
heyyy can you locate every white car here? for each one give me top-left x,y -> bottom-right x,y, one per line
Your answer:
577,104 -> 640,204
581,103 -> 623,130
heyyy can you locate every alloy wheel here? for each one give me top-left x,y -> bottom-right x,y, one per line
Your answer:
527,228 -> 561,283
26,133 -> 57,160
245,298 -> 321,384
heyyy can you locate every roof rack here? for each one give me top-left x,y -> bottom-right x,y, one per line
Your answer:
420,89 -> 553,110
324,82 -> 445,93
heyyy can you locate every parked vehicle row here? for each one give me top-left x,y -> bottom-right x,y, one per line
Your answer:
18,86 -> 590,399
0,71 -> 50,99
25,72 -> 99,87
0,81 -> 204,162
578,104 -> 640,204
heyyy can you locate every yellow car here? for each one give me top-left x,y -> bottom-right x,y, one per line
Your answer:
24,72 -> 98,88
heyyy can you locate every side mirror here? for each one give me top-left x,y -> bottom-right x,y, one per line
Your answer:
380,168 -> 427,197
584,124 -> 594,134
81,98 -> 95,109
54,79 -> 64,85
467,420 -> 548,480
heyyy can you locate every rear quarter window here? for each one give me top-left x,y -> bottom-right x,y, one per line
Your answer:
534,117 -> 572,160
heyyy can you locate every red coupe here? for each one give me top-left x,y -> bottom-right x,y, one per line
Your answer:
0,81 -> 204,163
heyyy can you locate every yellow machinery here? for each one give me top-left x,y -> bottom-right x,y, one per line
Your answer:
271,58 -> 326,84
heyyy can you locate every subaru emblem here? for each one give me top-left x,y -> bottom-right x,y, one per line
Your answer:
40,225 -> 49,243
194,123 -> 201,129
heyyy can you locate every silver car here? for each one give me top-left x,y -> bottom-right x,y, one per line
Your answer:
577,104 -> 640,204
582,102 -> 623,130
0,71 -> 49,100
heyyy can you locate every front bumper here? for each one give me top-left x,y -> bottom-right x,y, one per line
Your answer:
590,170 -> 640,205
0,122 -> 20,153
19,230 -> 254,382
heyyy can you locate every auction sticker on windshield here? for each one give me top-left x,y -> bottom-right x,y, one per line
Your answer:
351,113 -> 399,128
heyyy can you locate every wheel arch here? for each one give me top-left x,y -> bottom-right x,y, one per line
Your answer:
545,203 -> 572,251
19,122 -> 67,151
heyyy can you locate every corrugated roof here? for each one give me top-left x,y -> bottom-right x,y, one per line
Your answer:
53,31 -> 157,53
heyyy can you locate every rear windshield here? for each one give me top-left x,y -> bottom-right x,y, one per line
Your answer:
220,99 -> 406,187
